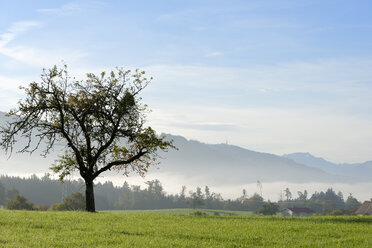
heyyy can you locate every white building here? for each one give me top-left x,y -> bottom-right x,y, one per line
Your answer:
281,207 -> 314,217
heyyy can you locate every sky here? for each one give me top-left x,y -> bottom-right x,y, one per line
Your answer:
0,0 -> 372,163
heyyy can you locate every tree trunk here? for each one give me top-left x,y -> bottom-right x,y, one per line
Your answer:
85,180 -> 95,212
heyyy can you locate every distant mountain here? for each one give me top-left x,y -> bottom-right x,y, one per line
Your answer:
0,111 -> 363,184
155,134 -> 350,184
283,152 -> 372,181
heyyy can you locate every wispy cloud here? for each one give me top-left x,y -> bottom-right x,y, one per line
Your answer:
144,58 -> 372,93
37,1 -> 107,15
0,20 -> 88,66
37,3 -> 82,15
206,51 -> 223,57
227,18 -> 298,30
0,21 -> 43,64
0,21 -> 41,47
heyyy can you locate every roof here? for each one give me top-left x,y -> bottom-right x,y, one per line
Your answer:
355,201 -> 372,215
286,207 -> 314,214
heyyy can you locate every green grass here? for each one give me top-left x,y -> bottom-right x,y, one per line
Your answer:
0,210 -> 371,247
106,208 -> 254,216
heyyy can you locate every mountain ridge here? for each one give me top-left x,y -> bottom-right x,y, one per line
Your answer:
283,152 -> 372,181
156,134 -> 354,184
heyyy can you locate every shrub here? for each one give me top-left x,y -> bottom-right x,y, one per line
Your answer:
6,194 -> 34,210
35,204 -> 49,211
49,192 -> 85,211
258,202 -> 279,216
50,202 -> 68,211
329,210 -> 343,216
191,211 -> 206,216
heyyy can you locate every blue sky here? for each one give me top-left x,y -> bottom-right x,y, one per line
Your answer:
0,0 -> 372,162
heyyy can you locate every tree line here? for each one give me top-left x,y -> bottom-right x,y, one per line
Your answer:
0,174 -> 361,214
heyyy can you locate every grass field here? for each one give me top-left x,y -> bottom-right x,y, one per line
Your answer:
0,210 -> 371,247
106,208 -> 255,216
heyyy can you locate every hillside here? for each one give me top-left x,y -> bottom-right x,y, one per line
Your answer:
283,152 -> 372,181
153,134 -> 349,184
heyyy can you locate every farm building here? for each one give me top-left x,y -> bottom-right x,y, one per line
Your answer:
281,207 -> 314,217
354,199 -> 372,215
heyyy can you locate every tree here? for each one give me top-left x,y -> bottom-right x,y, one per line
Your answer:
204,186 -> 211,200
242,189 -> 247,199
6,194 -> 34,210
50,192 -> 85,211
188,187 -> 204,209
284,188 -> 292,201
243,193 -> 264,211
6,187 -> 19,202
297,190 -> 308,201
0,182 -> 6,205
345,193 -> 360,211
179,186 -> 187,201
0,65 -> 174,212
145,179 -> 164,199
258,202 -> 279,215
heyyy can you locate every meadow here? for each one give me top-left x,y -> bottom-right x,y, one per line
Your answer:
0,209 -> 371,247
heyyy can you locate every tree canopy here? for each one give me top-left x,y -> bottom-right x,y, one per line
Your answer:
6,194 -> 34,210
0,65 -> 174,212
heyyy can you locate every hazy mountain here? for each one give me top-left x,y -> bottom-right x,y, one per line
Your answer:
155,134 -> 349,184
283,152 -> 372,181
0,111 -> 360,185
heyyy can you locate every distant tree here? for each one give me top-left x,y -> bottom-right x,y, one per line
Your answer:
0,182 -> 6,205
6,187 -> 19,202
113,186 -> 132,210
310,188 -> 345,213
145,180 -> 164,199
243,193 -> 264,211
258,202 -> 279,215
64,192 -> 85,210
204,186 -> 216,208
297,190 -> 308,201
242,189 -> 247,200
6,194 -> 34,210
131,185 -> 141,192
204,186 -> 211,200
179,186 -> 187,201
50,192 -> 85,211
337,191 -> 344,202
188,187 -> 204,209
0,65 -> 175,212
345,194 -> 360,210
284,188 -> 292,201
238,189 -> 248,203
196,187 -> 204,200
123,181 -> 130,190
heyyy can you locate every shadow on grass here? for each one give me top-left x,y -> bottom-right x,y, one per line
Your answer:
117,231 -> 144,236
